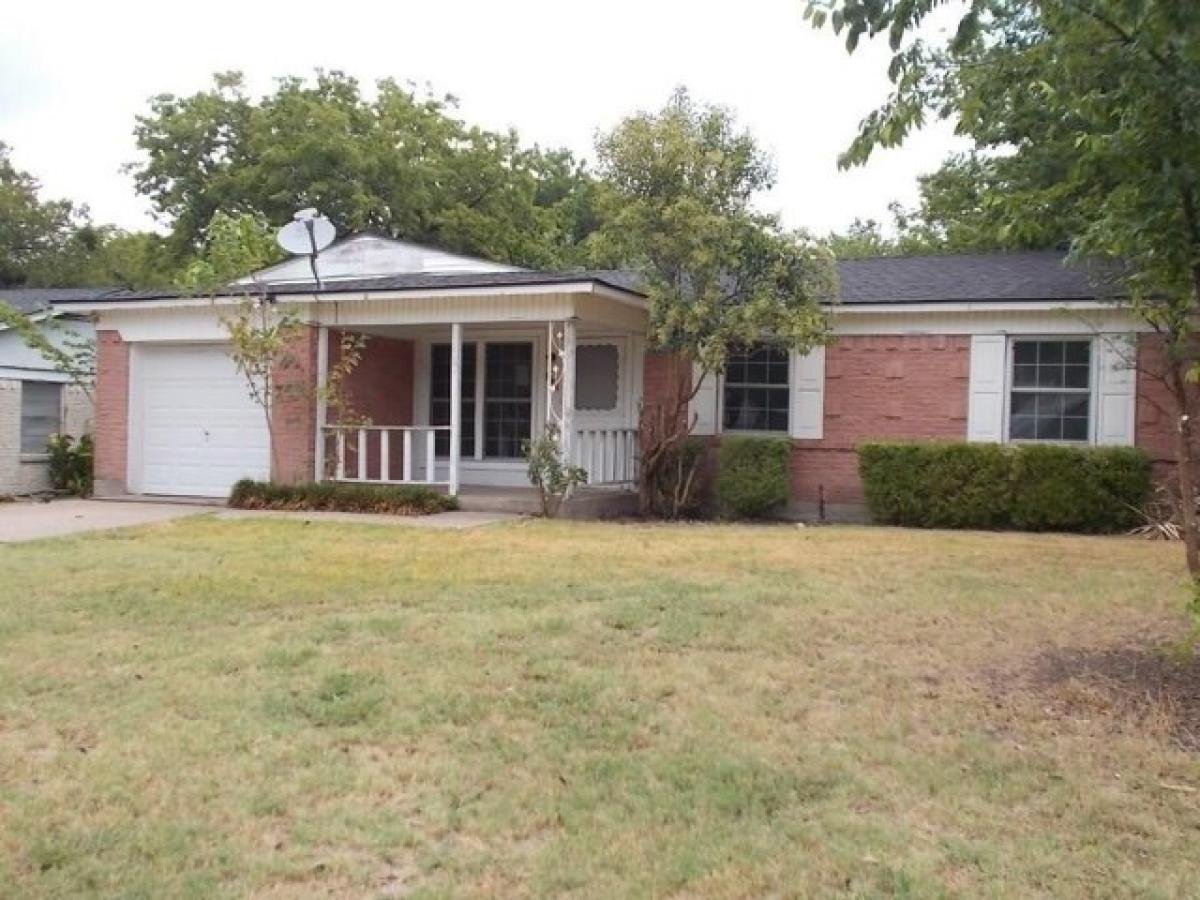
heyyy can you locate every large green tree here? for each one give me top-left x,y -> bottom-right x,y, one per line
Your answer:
0,142 -> 85,286
592,89 -> 834,515
806,0 -> 1200,585
130,71 -> 603,268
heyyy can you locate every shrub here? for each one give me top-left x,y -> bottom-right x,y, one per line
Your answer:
857,441 -> 1010,529
858,441 -> 1151,533
46,433 -> 93,496
641,436 -> 707,519
1009,444 -> 1150,532
716,437 -> 791,519
228,480 -> 457,515
523,431 -> 588,518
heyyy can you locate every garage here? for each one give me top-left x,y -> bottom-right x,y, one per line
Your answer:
131,344 -> 270,497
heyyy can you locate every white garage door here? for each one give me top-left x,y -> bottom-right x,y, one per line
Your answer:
135,344 -> 271,496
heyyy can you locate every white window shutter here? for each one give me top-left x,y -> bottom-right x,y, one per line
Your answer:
689,362 -> 719,435
790,346 -> 825,439
1096,334 -> 1137,445
967,335 -> 1006,442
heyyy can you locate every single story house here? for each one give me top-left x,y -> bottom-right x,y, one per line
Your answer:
57,235 -> 1180,518
0,288 -> 98,495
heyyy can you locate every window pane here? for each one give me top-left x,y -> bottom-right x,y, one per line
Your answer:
1009,416 -> 1037,440
430,343 -> 477,456
484,343 -> 533,457
1062,417 -> 1089,441
1010,393 -> 1037,416
1064,365 -> 1089,389
1038,342 -> 1064,364
21,381 -> 61,454
1035,416 -> 1061,440
1008,340 -> 1093,443
1038,365 -> 1064,388
723,344 -> 789,433
1063,395 -> 1090,418
1012,365 -> 1037,388
575,344 -> 619,411
1065,341 -> 1090,365
1013,342 -> 1038,365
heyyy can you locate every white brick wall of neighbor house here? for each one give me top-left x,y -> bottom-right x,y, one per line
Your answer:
0,380 -> 92,495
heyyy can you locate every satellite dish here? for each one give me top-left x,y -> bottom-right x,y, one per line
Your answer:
277,215 -> 335,256
276,210 -> 336,288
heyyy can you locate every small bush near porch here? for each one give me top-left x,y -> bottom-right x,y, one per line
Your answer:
0,519 -> 1197,896
228,479 -> 457,515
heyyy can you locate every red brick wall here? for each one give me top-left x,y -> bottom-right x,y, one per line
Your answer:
794,335 -> 970,506
329,332 -> 414,479
1134,333 -> 1200,484
272,326 -> 319,484
93,330 -> 129,496
640,336 -> 971,511
642,350 -> 691,417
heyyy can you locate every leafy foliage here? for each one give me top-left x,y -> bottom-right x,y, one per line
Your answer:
0,142 -> 84,286
46,433 -> 93,497
593,88 -> 835,372
130,71 -> 602,268
716,437 -> 792,519
227,479 -> 455,515
178,211 -> 282,294
858,441 -> 1152,533
524,430 -> 588,518
593,90 -> 834,516
0,302 -> 96,401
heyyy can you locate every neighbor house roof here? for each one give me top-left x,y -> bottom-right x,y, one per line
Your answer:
835,251 -> 1123,305
50,249 -> 1124,309
0,286 -> 114,315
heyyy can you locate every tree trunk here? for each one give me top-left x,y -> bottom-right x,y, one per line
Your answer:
1168,361 -> 1200,575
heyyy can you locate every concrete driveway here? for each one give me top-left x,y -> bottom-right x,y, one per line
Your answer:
0,499 -> 202,543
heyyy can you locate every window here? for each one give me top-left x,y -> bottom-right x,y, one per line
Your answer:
484,342 -> 533,457
722,344 -> 789,432
21,381 -> 62,454
1009,339 -> 1092,442
575,344 -> 620,411
430,343 -> 477,457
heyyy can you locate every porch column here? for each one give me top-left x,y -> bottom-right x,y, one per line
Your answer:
313,325 -> 329,481
561,318 -> 576,461
449,322 -> 462,496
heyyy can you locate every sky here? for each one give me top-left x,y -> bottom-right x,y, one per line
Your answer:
0,0 -> 967,238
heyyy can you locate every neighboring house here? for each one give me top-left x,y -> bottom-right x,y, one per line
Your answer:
59,235 -> 1179,518
0,288 -> 100,495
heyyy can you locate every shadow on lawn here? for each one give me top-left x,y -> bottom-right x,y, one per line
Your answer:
993,634 -> 1200,752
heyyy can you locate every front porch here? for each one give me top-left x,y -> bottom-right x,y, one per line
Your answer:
306,285 -> 648,506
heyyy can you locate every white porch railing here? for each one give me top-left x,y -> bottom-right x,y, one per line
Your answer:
572,427 -> 639,486
322,425 -> 451,486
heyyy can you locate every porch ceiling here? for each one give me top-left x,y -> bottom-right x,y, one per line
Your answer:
310,285 -> 648,332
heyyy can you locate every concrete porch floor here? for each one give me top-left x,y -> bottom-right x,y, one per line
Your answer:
446,485 -> 638,518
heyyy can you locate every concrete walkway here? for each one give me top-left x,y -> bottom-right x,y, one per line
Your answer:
0,499 -> 202,543
0,498 -> 521,543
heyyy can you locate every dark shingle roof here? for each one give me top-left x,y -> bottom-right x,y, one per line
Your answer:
76,271 -> 647,304
0,286 -> 114,314
835,251 -> 1122,304
50,250 -> 1123,308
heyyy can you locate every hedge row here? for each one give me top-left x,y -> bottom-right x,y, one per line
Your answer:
228,480 -> 457,515
716,436 -> 792,519
857,442 -> 1151,533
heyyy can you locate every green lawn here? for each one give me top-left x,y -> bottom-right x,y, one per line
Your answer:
1,517 -> 1197,898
